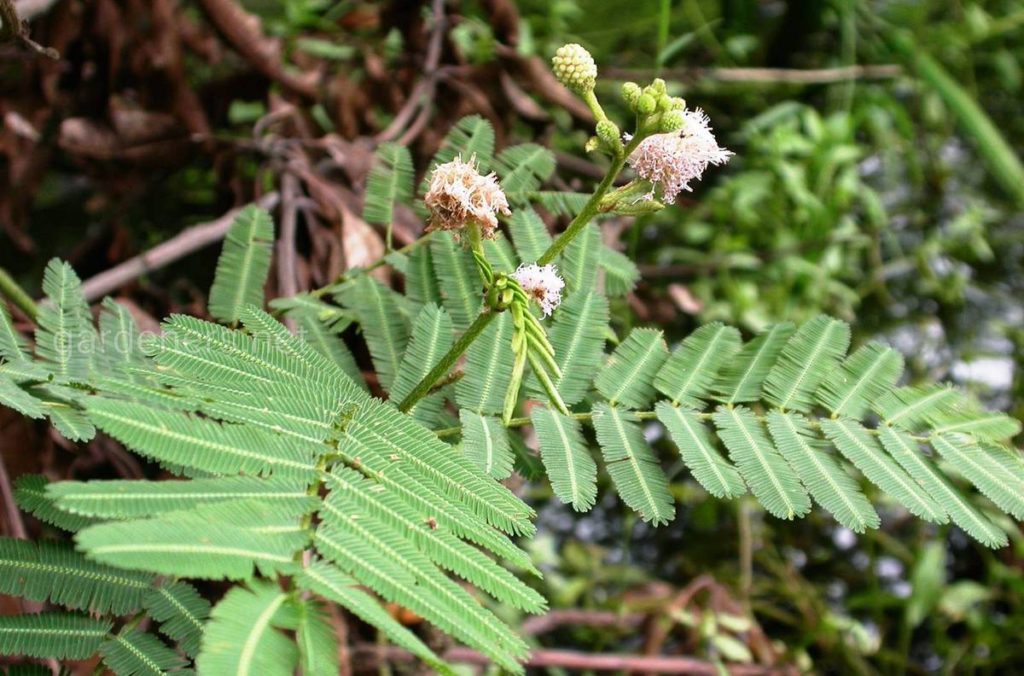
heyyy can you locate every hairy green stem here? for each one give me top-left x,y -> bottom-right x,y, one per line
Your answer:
398,310 -> 496,412
0,267 -> 38,320
537,136 -> 642,266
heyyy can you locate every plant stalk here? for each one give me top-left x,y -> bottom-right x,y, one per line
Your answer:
398,310 -> 496,412
0,267 -> 38,320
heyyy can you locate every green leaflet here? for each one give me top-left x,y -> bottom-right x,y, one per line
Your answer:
873,385 -> 962,431
496,143 -> 556,199
0,376 -> 44,419
336,275 -> 410,391
208,206 -> 275,324
931,434 -> 1024,521
97,299 -> 147,376
592,403 -> 674,525
363,142 -> 414,226
460,409 -> 514,479
656,402 -> 745,499
0,538 -> 152,615
197,582 -> 297,676
85,397 -> 317,479
0,613 -> 112,660
391,304 -> 454,425
0,300 -> 29,362
294,312 -> 366,390
655,322 -> 742,409
713,405 -> 811,520
75,500 -> 309,580
600,246 -> 640,297
766,411 -> 879,532
595,327 -> 668,409
763,315 -> 850,413
36,259 -> 96,382
532,407 -> 598,511
713,322 -> 794,404
536,290 -> 608,405
295,600 -> 339,676
143,581 -> 210,658
456,312 -> 515,414
561,223 -> 601,294
99,628 -> 188,676
483,232 -> 519,274
13,474 -> 96,533
509,208 -> 553,263
531,190 -> 590,217
430,232 -> 483,331
821,419 -> 946,523
816,343 -> 904,419
879,427 -> 1006,548
323,468 -> 544,612
49,476 -> 312,519
405,243 -> 442,306
296,560 -> 452,675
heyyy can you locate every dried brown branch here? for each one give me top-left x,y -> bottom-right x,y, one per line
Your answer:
1,0 -> 58,59
79,193 -> 280,302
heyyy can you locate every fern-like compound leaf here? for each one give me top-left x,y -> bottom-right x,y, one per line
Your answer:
560,223 -> 601,294
143,581 -> 210,658
341,398 -> 535,536
714,405 -> 811,520
293,311 -> 366,389
293,599 -> 339,676
363,142 -> 414,226
816,342 -> 904,418
879,426 -> 1006,548
495,143 -> 556,198
391,304 -> 454,425
592,403 -> 675,525
0,538 -> 152,614
98,628 -> 188,676
766,411 -> 880,532
208,206 -> 274,324
0,613 -> 111,660
197,582 -> 297,676
430,115 -> 496,171
655,322 -> 742,409
456,312 -> 515,415
713,322 -> 794,404
323,468 -> 544,612
821,419 -> 946,522
97,298 -> 147,376
405,243 -> 442,306
600,246 -> 640,297
49,475 -> 312,519
297,560 -> 452,675
595,327 -> 668,410
484,232 -> 519,273
460,409 -> 514,479
13,474 -> 96,533
540,291 -> 608,406
0,377 -> 44,419
508,208 -> 552,263
763,315 -> 850,413
655,402 -> 745,499
335,275 -> 410,391
36,258 -> 96,381
85,397 -> 317,479
531,407 -> 598,511
430,232 -> 483,331
75,500 -> 308,580
530,190 -> 590,217
873,385 -> 962,431
931,434 -> 1024,520
0,301 -> 29,363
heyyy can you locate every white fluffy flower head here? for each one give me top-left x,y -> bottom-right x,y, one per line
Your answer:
627,109 -> 733,203
424,155 -> 510,238
512,264 -> 565,317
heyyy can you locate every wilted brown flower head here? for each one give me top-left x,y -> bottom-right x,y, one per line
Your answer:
424,155 -> 510,238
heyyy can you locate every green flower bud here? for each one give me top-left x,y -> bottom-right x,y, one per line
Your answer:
649,78 -> 667,96
659,110 -> 685,133
596,119 -> 622,147
551,43 -> 597,94
637,94 -> 657,115
621,82 -> 642,108
668,96 -> 686,110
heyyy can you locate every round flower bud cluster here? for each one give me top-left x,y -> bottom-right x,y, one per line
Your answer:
512,263 -> 565,317
552,43 -> 597,94
621,78 -> 687,133
424,155 -> 510,239
627,109 -> 733,203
